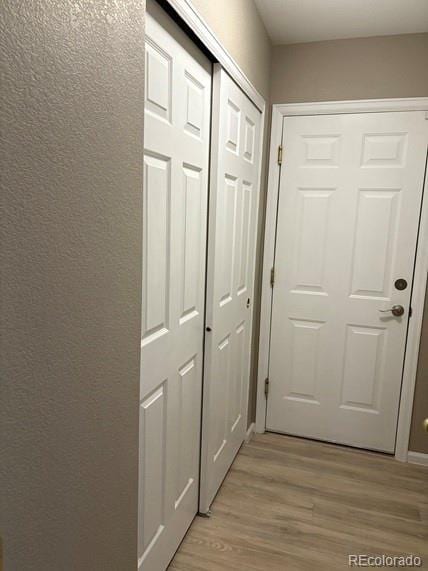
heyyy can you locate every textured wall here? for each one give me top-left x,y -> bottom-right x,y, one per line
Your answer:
271,33 -> 428,103
189,0 -> 272,99
0,1 -> 144,569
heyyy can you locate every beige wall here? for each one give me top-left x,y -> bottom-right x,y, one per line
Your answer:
189,0 -> 273,425
0,1 -> 144,569
410,288 -> 428,453
190,0 -> 272,99
271,33 -> 428,103
269,32 -> 428,452
0,1 -> 272,568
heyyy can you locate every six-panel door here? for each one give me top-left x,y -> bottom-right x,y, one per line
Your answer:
200,67 -> 262,513
139,2 -> 211,569
267,112 -> 427,452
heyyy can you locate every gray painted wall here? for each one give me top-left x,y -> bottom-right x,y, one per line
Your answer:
410,287 -> 428,453
271,33 -> 428,103
0,1 -> 144,569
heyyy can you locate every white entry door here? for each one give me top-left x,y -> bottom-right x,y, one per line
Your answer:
200,67 -> 262,513
139,2 -> 211,569
267,111 -> 427,452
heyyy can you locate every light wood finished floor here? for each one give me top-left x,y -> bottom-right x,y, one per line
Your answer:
169,433 -> 428,571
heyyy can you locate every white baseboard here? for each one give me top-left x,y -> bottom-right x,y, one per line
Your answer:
245,422 -> 255,443
407,451 -> 428,466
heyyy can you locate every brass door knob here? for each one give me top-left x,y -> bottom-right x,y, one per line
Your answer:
423,418 -> 428,433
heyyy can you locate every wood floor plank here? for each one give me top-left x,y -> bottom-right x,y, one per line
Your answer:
169,433 -> 428,570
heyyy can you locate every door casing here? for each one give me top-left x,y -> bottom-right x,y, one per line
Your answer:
256,98 -> 428,462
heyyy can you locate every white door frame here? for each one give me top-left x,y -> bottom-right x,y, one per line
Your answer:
256,98 -> 428,463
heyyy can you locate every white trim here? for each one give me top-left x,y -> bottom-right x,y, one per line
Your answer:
256,106 -> 283,433
256,98 -> 428,463
245,422 -> 256,443
273,98 -> 428,117
395,146 -> 428,461
165,0 -> 266,113
251,92 -> 268,430
407,451 -> 428,467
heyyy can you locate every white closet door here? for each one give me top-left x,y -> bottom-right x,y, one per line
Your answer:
139,2 -> 211,569
267,111 -> 427,452
200,66 -> 262,513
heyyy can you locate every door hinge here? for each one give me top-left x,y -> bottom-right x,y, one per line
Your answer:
270,266 -> 275,288
277,145 -> 283,165
409,306 -> 413,317
264,378 -> 270,397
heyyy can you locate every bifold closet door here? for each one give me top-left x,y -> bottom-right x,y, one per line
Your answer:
139,1 -> 211,569
200,66 -> 262,513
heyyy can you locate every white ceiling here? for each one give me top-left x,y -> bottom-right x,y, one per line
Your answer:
254,0 -> 428,45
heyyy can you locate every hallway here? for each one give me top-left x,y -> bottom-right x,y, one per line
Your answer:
170,433 -> 428,570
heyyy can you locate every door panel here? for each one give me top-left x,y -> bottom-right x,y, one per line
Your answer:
139,2 -> 211,569
351,189 -> 400,297
139,386 -> 166,554
142,153 -> 170,344
341,325 -> 384,411
267,112 -> 427,452
200,67 -> 262,513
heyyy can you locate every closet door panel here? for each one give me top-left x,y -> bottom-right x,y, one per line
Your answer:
139,2 -> 211,569
200,66 -> 262,513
